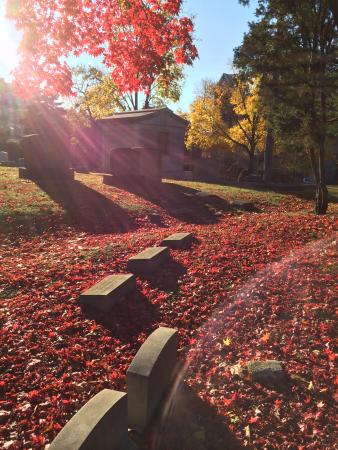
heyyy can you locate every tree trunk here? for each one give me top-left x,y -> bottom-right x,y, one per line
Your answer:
144,94 -> 150,109
263,127 -> 274,182
248,151 -> 255,174
315,142 -> 328,215
134,92 -> 139,110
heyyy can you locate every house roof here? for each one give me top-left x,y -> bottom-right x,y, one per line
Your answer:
97,107 -> 189,125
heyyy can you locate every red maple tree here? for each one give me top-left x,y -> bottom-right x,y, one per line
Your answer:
6,0 -> 198,98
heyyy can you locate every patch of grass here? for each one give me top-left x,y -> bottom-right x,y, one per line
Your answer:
0,168 -> 64,233
170,179 -> 338,207
168,179 -> 287,205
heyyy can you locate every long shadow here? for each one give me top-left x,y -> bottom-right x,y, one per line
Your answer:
35,178 -> 136,234
208,180 -> 338,204
139,260 -> 187,292
81,291 -> 160,343
105,177 -> 233,224
132,380 -> 246,450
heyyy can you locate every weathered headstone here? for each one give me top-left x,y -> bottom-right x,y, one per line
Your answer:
246,360 -> 287,388
127,327 -> 178,430
19,102 -> 73,181
127,247 -> 169,275
184,170 -> 193,181
133,147 -> 162,183
160,232 -> 193,249
20,134 -> 74,181
80,274 -> 136,312
104,146 -> 162,187
49,389 -> 137,450
18,158 -> 25,167
0,151 -> 8,163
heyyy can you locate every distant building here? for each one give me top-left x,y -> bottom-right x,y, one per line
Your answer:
77,107 -> 188,179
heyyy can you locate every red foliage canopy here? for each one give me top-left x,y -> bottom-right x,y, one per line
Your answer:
6,0 -> 198,97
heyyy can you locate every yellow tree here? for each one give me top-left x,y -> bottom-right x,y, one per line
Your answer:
186,76 -> 266,173
227,77 -> 266,173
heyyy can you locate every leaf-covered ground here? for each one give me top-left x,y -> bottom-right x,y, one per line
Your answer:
0,168 -> 337,449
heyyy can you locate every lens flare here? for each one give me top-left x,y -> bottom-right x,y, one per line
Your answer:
152,235 -> 337,449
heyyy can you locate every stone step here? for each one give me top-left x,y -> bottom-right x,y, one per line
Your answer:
127,247 -> 169,275
160,232 -> 193,249
80,274 -> 136,311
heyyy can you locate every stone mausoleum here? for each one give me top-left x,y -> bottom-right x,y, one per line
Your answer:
77,107 -> 188,180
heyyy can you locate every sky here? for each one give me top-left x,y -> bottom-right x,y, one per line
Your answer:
0,0 -> 258,111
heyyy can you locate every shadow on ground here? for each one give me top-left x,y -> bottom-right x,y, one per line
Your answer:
35,178 -> 136,234
140,259 -> 187,292
105,177 -> 238,224
132,380 -> 246,450
81,291 -> 160,342
222,181 -> 338,204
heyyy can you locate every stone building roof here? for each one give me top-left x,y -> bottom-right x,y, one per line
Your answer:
98,107 -> 188,125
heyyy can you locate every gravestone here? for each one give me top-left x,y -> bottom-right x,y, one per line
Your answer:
127,247 -> 169,275
161,232 -> 193,249
19,102 -> 73,181
133,147 -> 162,183
18,158 -> 25,167
127,327 -> 178,430
80,274 -> 136,312
49,389 -> 137,450
5,139 -> 23,164
104,147 -> 162,187
20,134 -> 74,181
246,360 -> 287,388
184,170 -> 193,181
0,151 -> 8,163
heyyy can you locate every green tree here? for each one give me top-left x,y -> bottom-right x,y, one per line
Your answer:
68,60 -> 185,121
235,0 -> 338,214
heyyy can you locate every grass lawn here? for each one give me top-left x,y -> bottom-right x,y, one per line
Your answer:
0,167 -> 337,449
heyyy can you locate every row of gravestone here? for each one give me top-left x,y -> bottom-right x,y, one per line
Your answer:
50,326 -> 178,450
50,232 -> 194,449
80,232 -> 194,312
0,151 -> 24,167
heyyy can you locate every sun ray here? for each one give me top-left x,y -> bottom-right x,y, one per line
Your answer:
0,4 -> 20,75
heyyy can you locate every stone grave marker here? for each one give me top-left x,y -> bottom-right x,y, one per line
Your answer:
246,360 -> 287,389
49,389 -> 137,450
127,327 -> 178,430
0,151 -> 8,163
20,134 -> 74,181
127,247 -> 169,275
80,274 -> 136,312
161,232 -> 193,249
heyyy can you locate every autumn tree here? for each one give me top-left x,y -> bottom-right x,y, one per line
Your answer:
235,0 -> 338,214
69,59 -> 185,121
186,76 -> 266,174
6,0 -> 197,104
